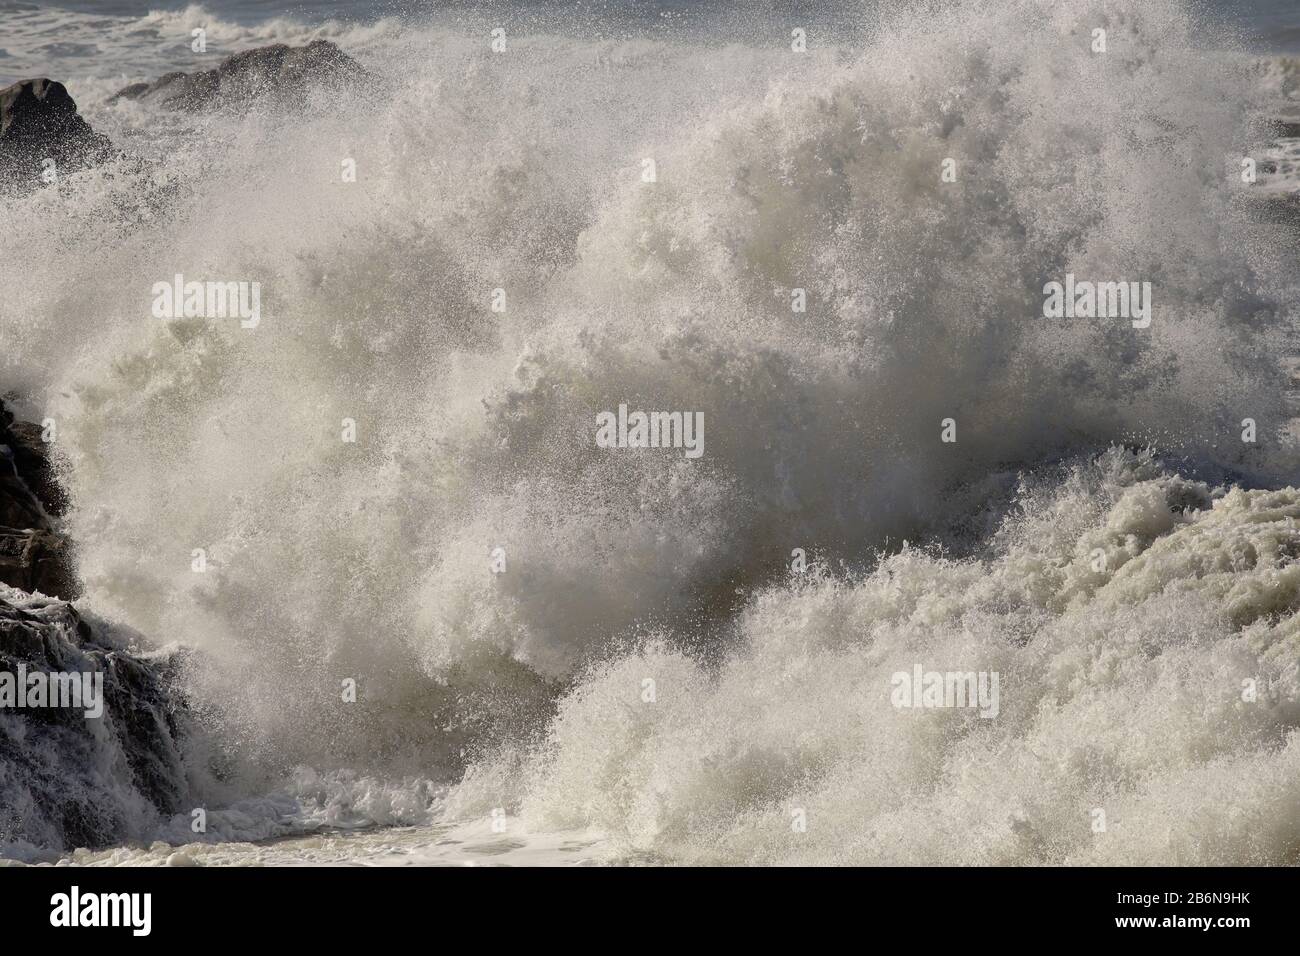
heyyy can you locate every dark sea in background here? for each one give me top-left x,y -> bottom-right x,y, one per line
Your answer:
8,0 -> 1300,48
3,1 -> 1299,88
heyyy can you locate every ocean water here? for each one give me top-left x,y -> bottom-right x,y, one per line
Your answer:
4,0 -> 1300,89
2,0 -> 1300,866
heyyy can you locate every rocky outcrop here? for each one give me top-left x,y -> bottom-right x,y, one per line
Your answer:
1,42 -> 365,187
0,405 -> 67,520
0,400 -> 76,600
0,530 -> 75,601
0,78 -> 114,188
0,590 -> 194,855
0,399 -> 197,856
110,39 -> 367,112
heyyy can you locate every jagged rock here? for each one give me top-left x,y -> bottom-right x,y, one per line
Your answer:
0,530 -> 75,601
0,590 -> 193,855
0,400 -> 77,600
0,467 -> 45,532
0,405 -> 65,519
0,401 -> 197,857
0,79 -> 114,188
109,39 -> 367,112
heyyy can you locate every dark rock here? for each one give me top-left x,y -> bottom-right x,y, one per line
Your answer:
0,400 -> 77,600
0,400 -> 198,857
1271,120 -> 1300,141
0,78 -> 114,188
0,592 -> 193,854
0,465 -> 46,531
0,405 -> 66,519
109,39 -> 367,112
0,529 -> 76,601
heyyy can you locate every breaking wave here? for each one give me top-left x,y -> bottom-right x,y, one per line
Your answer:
2,0 -> 1299,862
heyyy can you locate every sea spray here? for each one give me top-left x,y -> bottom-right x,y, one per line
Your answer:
0,0 -> 1297,860
501,449 -> 1300,864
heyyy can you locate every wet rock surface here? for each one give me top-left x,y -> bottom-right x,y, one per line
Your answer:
0,401 -> 75,600
0,590 -> 195,856
0,78 -> 114,188
109,40 -> 367,112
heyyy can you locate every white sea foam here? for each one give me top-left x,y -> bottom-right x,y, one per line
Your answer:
2,0 -> 1299,863
497,449 -> 1300,864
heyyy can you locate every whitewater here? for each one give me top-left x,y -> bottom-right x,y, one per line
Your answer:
2,0 -> 1300,865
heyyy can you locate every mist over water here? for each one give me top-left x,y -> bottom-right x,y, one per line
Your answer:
3,0 -> 1300,863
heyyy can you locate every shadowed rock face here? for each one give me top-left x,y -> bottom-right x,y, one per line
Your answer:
0,530 -> 75,602
110,39 -> 367,111
0,401 -> 75,601
0,409 -> 66,521
0,591 -> 194,855
0,401 -> 197,856
0,78 -> 113,188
